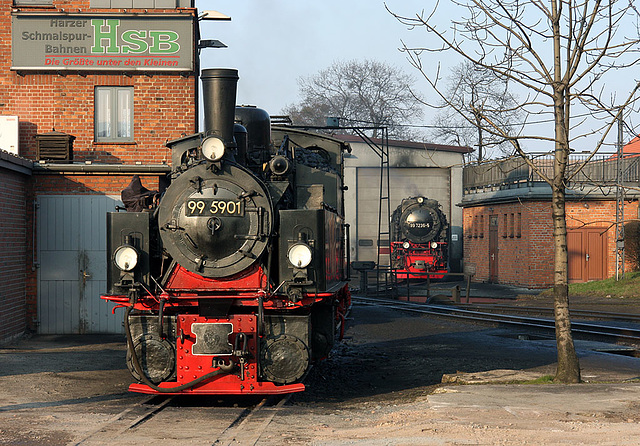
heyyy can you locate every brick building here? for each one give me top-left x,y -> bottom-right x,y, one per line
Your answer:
461,155 -> 640,288
0,150 -> 31,341
0,0 -> 204,339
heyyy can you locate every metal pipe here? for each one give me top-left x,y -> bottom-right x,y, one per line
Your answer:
200,68 -> 239,146
33,164 -> 171,174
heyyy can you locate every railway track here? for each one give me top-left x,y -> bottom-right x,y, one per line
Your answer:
70,394 -> 289,446
456,303 -> 640,323
213,394 -> 291,446
72,395 -> 175,445
353,296 -> 640,344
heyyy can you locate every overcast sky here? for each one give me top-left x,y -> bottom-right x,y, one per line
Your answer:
198,1 -> 435,124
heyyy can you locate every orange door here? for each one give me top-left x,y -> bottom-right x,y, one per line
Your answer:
567,231 -> 584,283
567,229 -> 607,283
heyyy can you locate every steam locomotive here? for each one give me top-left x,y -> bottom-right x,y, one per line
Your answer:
102,68 -> 351,395
390,196 -> 448,280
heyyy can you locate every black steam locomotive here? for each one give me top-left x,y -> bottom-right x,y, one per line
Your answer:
390,196 -> 448,279
102,69 -> 351,395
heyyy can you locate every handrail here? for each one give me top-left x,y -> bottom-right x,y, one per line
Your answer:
463,154 -> 640,192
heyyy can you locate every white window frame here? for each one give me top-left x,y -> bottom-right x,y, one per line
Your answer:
94,86 -> 134,143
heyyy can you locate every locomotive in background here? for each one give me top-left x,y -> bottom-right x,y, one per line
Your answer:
102,68 -> 351,395
390,196 -> 448,280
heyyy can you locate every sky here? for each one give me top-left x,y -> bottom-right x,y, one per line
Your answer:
196,2 -> 640,153
197,1 -> 435,124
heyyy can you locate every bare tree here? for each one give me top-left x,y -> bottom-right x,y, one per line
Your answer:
432,61 -> 524,162
389,1 -> 640,383
283,59 -> 424,139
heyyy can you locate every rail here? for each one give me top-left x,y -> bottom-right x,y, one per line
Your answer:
72,394 -> 290,445
353,296 -> 640,343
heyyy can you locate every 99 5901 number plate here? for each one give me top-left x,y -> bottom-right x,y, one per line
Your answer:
185,199 -> 245,217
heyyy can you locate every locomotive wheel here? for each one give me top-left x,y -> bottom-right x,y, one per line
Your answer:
126,333 -> 175,384
260,335 -> 310,384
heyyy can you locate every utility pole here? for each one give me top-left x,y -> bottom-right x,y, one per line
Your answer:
615,111 -> 625,280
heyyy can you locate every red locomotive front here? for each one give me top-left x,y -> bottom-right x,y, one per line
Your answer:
102,68 -> 351,395
390,196 -> 449,280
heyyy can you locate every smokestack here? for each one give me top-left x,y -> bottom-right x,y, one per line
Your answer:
201,68 -> 239,148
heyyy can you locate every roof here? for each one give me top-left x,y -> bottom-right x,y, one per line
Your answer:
0,148 -> 33,175
624,136 -> 640,154
333,134 -> 473,154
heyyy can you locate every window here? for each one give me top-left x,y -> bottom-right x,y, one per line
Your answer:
95,87 -> 133,142
509,213 -> 515,238
90,0 -> 192,8
502,214 -> 508,238
516,212 -> 522,238
14,0 -> 52,5
473,216 -> 478,238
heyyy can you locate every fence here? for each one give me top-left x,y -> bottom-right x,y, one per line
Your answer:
463,154 -> 640,192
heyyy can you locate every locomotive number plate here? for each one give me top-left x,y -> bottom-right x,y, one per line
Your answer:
408,222 -> 431,229
185,199 -> 245,217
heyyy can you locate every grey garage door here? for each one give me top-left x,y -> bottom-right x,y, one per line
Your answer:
37,195 -> 123,334
354,167 -> 451,263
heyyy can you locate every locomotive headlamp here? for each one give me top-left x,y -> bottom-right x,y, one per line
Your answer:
288,243 -> 313,268
430,241 -> 438,249
201,136 -> 226,162
402,241 -> 410,249
114,245 -> 139,271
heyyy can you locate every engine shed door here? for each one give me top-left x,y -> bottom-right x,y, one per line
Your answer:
37,195 -> 124,334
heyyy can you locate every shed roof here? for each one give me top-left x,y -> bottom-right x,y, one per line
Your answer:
334,134 -> 472,154
0,148 -> 32,175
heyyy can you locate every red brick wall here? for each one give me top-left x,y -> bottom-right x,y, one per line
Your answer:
0,1 -> 198,332
463,199 -> 638,288
9,74 -> 194,164
0,168 -> 29,342
0,2 -> 198,164
30,172 -> 162,195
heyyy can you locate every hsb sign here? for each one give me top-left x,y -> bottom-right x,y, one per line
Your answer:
91,19 -> 180,54
12,14 -> 193,70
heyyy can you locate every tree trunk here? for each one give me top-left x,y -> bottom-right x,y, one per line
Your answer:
550,0 -> 580,383
551,182 -> 581,383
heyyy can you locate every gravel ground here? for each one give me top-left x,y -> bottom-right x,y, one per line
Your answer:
1,298 -> 640,445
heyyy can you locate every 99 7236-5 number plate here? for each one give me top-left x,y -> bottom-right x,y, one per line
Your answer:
185,199 -> 245,217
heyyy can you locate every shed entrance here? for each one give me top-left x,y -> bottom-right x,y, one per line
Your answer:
37,195 -> 123,334
567,228 -> 608,283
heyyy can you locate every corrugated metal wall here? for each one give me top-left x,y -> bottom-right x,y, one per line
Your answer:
37,195 -> 123,334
